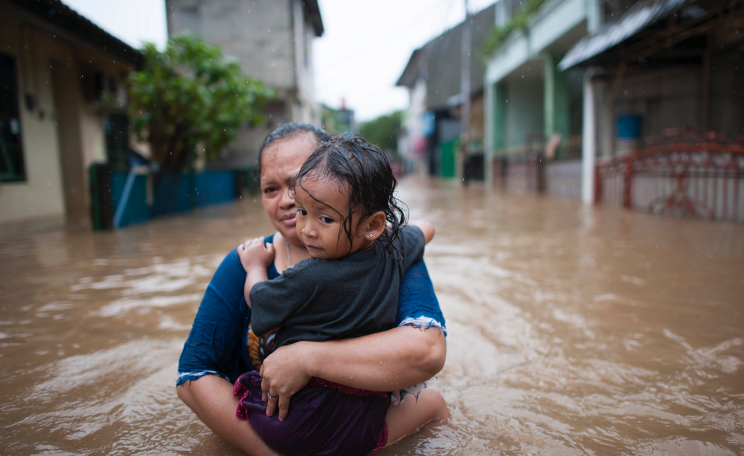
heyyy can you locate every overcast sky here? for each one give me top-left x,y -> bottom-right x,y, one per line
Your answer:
62,0 -> 495,121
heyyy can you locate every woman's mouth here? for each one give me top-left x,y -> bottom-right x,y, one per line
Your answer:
281,215 -> 296,227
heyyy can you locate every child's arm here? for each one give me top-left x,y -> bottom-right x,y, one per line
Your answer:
408,220 -> 435,244
237,238 -> 275,309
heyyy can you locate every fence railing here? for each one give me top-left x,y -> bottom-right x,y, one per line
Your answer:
492,153 -> 582,199
595,144 -> 744,222
89,164 -> 257,230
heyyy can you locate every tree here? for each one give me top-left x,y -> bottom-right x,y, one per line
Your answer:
321,106 -> 346,137
127,35 -> 274,170
359,111 -> 403,154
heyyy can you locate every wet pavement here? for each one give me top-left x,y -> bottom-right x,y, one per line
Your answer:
1,178 -> 743,455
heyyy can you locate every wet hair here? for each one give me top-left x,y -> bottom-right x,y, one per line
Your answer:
290,133 -> 407,261
256,123 -> 331,181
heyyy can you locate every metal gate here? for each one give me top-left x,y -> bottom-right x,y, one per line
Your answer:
595,132 -> 744,222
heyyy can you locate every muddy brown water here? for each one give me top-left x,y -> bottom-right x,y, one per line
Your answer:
1,178 -> 743,455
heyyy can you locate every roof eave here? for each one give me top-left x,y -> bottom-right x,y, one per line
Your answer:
396,48 -> 424,88
302,0 -> 325,37
558,0 -> 695,71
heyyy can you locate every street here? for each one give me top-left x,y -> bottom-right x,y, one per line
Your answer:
1,177 -> 743,454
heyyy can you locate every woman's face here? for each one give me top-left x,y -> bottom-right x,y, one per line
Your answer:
260,132 -> 318,245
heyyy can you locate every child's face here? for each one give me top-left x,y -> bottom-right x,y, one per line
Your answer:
293,177 -> 366,260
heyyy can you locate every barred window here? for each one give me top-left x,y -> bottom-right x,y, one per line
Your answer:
0,53 -> 25,183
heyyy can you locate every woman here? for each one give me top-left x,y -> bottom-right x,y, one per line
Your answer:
176,123 -> 447,455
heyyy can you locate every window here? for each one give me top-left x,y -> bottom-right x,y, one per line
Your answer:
0,53 -> 25,182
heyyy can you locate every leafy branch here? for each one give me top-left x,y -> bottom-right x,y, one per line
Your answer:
481,0 -> 549,59
127,35 -> 274,170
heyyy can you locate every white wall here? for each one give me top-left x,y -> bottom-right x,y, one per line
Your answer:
0,19 -> 66,222
0,11 -> 135,224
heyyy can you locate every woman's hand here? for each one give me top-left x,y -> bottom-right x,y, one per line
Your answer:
259,342 -> 315,421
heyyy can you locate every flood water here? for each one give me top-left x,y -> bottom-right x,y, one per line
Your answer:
1,178 -> 743,455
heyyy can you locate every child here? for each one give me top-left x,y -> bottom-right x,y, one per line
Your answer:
234,134 -> 447,456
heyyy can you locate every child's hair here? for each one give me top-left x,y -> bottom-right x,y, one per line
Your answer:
290,133 -> 407,261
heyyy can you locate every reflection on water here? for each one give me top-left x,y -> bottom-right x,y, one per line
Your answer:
1,179 -> 743,455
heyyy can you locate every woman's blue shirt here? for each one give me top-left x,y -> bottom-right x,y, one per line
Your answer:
177,234 -> 446,386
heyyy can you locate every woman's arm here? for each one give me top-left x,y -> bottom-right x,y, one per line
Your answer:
177,376 -> 278,456
408,220 -> 435,244
260,260 -> 446,420
177,248 -> 273,454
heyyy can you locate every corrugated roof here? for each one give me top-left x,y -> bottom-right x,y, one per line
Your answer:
5,0 -> 142,66
558,0 -> 694,70
396,48 -> 424,89
302,0 -> 324,37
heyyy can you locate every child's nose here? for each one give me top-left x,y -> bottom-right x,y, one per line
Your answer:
302,226 -> 317,237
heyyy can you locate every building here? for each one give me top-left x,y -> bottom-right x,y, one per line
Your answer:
481,0 -> 616,190
397,4 -> 496,180
0,0 -> 141,224
560,0 -> 744,218
165,0 -> 324,167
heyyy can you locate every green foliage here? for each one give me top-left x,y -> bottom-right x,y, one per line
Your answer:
321,106 -> 347,137
127,35 -> 274,169
359,111 -> 403,154
481,0 -> 549,59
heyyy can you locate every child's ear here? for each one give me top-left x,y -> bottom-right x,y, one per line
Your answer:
362,211 -> 387,240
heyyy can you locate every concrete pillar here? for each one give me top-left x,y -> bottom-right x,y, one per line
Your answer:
582,69 -> 598,205
494,83 -> 506,152
543,53 -> 570,146
50,60 -> 88,222
586,0 -> 602,34
485,81 -> 506,187
484,82 -> 494,187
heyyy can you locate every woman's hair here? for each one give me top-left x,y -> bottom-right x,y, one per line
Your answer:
256,123 -> 331,181
290,133 -> 407,261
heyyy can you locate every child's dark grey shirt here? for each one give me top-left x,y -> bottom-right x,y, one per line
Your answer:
250,225 -> 425,354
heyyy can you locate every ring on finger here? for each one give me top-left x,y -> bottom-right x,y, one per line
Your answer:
267,392 -> 278,400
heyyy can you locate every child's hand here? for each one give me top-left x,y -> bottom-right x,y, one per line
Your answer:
238,237 -> 275,271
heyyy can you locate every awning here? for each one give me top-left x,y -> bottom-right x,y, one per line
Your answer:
558,0 -> 695,71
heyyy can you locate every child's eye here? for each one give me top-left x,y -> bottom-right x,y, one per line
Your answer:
297,208 -> 307,216
320,216 -> 334,224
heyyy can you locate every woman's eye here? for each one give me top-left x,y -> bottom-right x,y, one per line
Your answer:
321,216 -> 334,224
297,208 -> 307,216
263,187 -> 276,194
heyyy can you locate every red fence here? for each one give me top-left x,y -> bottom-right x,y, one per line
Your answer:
595,144 -> 744,222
